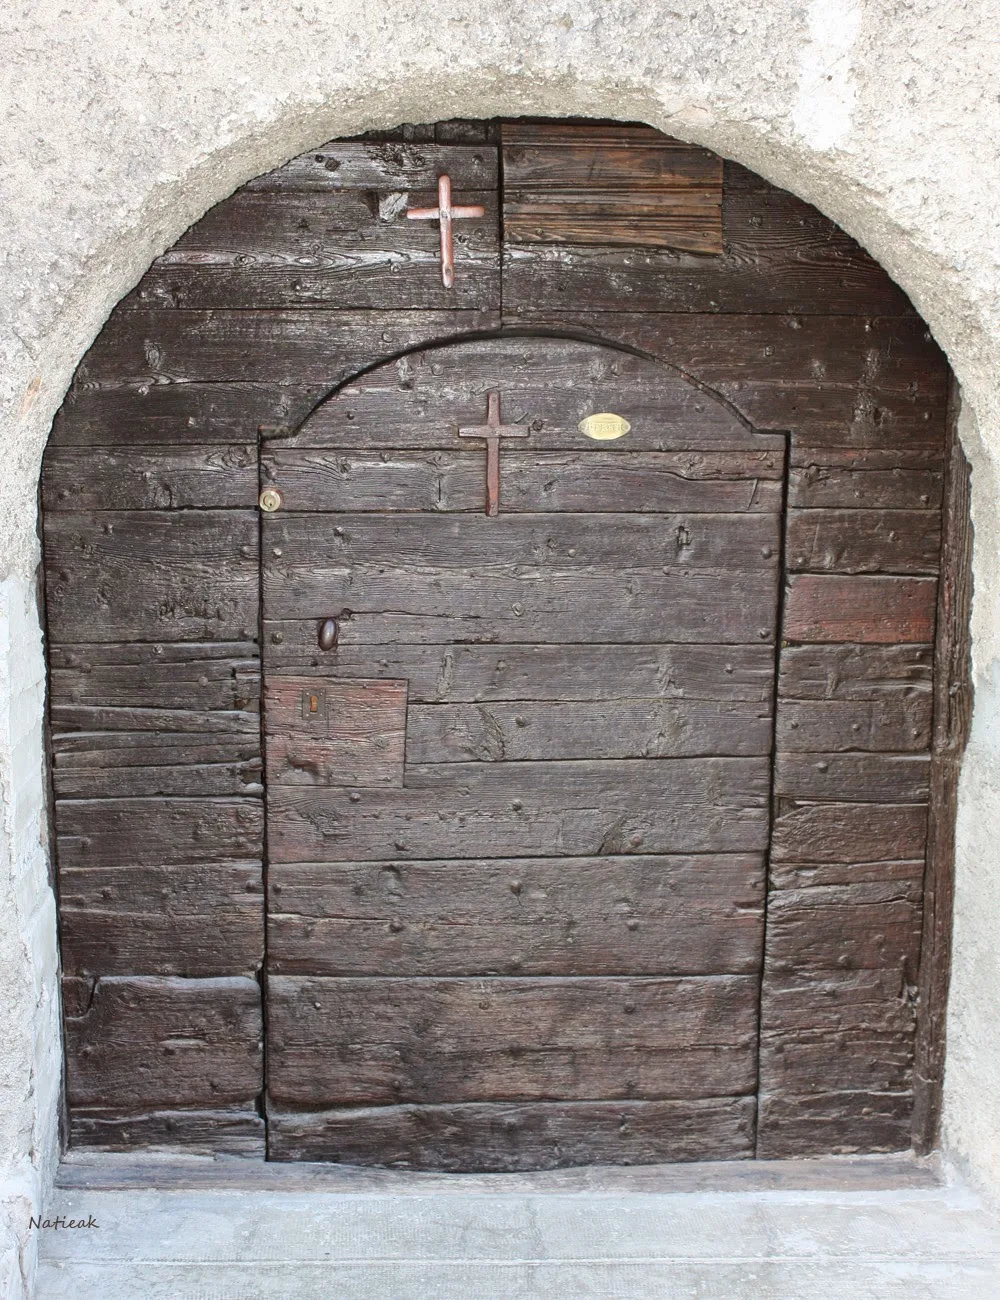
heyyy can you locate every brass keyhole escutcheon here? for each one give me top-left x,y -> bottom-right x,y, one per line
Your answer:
318,618 -> 339,651
259,487 -> 283,513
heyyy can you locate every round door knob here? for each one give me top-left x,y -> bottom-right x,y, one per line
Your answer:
318,618 -> 339,651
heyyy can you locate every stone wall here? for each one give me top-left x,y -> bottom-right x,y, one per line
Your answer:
2,1 -> 999,1292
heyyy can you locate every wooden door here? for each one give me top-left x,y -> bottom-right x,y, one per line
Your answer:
260,334 -> 786,1170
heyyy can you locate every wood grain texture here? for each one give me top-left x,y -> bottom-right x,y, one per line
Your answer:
263,641 -> 777,702
244,140 -> 497,192
131,185 -> 500,311
265,676 -> 407,787
764,881 -> 923,974
775,698 -> 931,753
405,697 -> 774,762
788,447 -> 944,510
266,855 -> 765,977
261,448 -> 785,514
70,1108 -> 265,1155
913,398 -> 973,1153
285,335 -> 781,453
502,122 -> 723,253
266,974 -> 758,1106
777,644 -> 933,701
63,975 -> 263,1110
267,758 -> 772,863
267,1097 -> 756,1169
49,642 -> 260,711
756,1089 -> 912,1158
510,312 -> 949,450
59,863 -> 263,977
783,575 -> 937,644
56,798 -> 264,870
503,161 -> 912,315
773,753 -> 929,802
770,801 -> 928,866
44,510 -> 259,644
785,509 -> 940,575
42,445 -> 258,510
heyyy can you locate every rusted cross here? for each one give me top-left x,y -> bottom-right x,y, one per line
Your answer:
458,391 -> 528,517
407,174 -> 485,289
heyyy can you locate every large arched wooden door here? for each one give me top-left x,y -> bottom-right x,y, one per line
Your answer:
260,334 -> 786,1169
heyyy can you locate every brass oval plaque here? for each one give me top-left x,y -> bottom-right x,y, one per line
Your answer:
579,412 -> 631,441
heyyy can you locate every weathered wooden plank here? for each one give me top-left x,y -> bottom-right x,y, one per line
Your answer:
53,759 -> 263,799
267,510 -> 781,575
285,335 -> 781,453
764,881 -> 923,973
502,123 -> 722,253
131,187 -> 500,311
503,162 -> 912,315
775,698 -> 931,753
783,575 -> 937,644
769,858 -> 926,891
265,677 -> 407,787
267,1097 -> 756,1169
244,140 -> 497,192
267,758 -> 771,862
52,733 -> 260,769
785,509 -> 941,575
44,511 -> 259,644
266,855 -> 765,977
70,1108 -> 265,1155
777,644 -> 932,701
262,641 -> 777,702
76,309 -> 500,386
770,801 -> 928,865
51,704 -> 260,737
50,643 -> 259,711
914,400 -> 973,1153
261,448 -> 785,514
56,798 -> 264,869
756,1090 -> 912,1158
42,445 -> 258,510
509,312 -> 949,449
788,447 -> 944,510
759,968 -> 915,1094
264,571 -> 780,646
59,863 -> 263,977
773,753 -> 929,802
266,974 -> 758,1106
49,380 -> 326,447
63,975 -> 263,1110
406,698 -> 774,762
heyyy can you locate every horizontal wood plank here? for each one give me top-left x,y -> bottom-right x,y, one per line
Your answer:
267,758 -> 772,862
777,644 -> 932,701
52,759 -> 263,799
42,445 -> 258,510
50,643 -> 260,712
773,752 -> 929,802
245,140 -> 498,192
775,698 -> 931,753
785,509 -> 941,575
405,698 -> 775,762
756,1089 -> 912,1158
56,798 -> 264,869
64,975 -> 263,1110
267,1097 -> 755,1169
59,863 -> 263,977
788,447 -> 944,509
267,855 -> 765,976
769,858 -> 926,891
261,448 -> 785,514
262,641 -> 777,702
70,1108 -> 265,1155
770,801 -> 928,865
44,511 -> 259,644
764,881 -> 923,974
266,974 -> 758,1106
783,575 -> 937,644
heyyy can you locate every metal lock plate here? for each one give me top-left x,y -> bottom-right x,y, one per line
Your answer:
259,487 -> 283,512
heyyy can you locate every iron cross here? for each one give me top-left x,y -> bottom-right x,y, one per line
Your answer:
458,391 -> 528,517
407,174 -> 486,288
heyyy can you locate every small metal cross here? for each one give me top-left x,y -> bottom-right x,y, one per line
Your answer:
407,174 -> 486,289
458,391 -> 528,517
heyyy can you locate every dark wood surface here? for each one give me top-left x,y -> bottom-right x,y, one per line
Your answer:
268,1097 -> 756,1169
267,855 -> 765,976
41,118 -> 957,1167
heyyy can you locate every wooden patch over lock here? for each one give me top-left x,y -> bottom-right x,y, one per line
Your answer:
265,677 -> 407,788
501,122 -> 724,253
